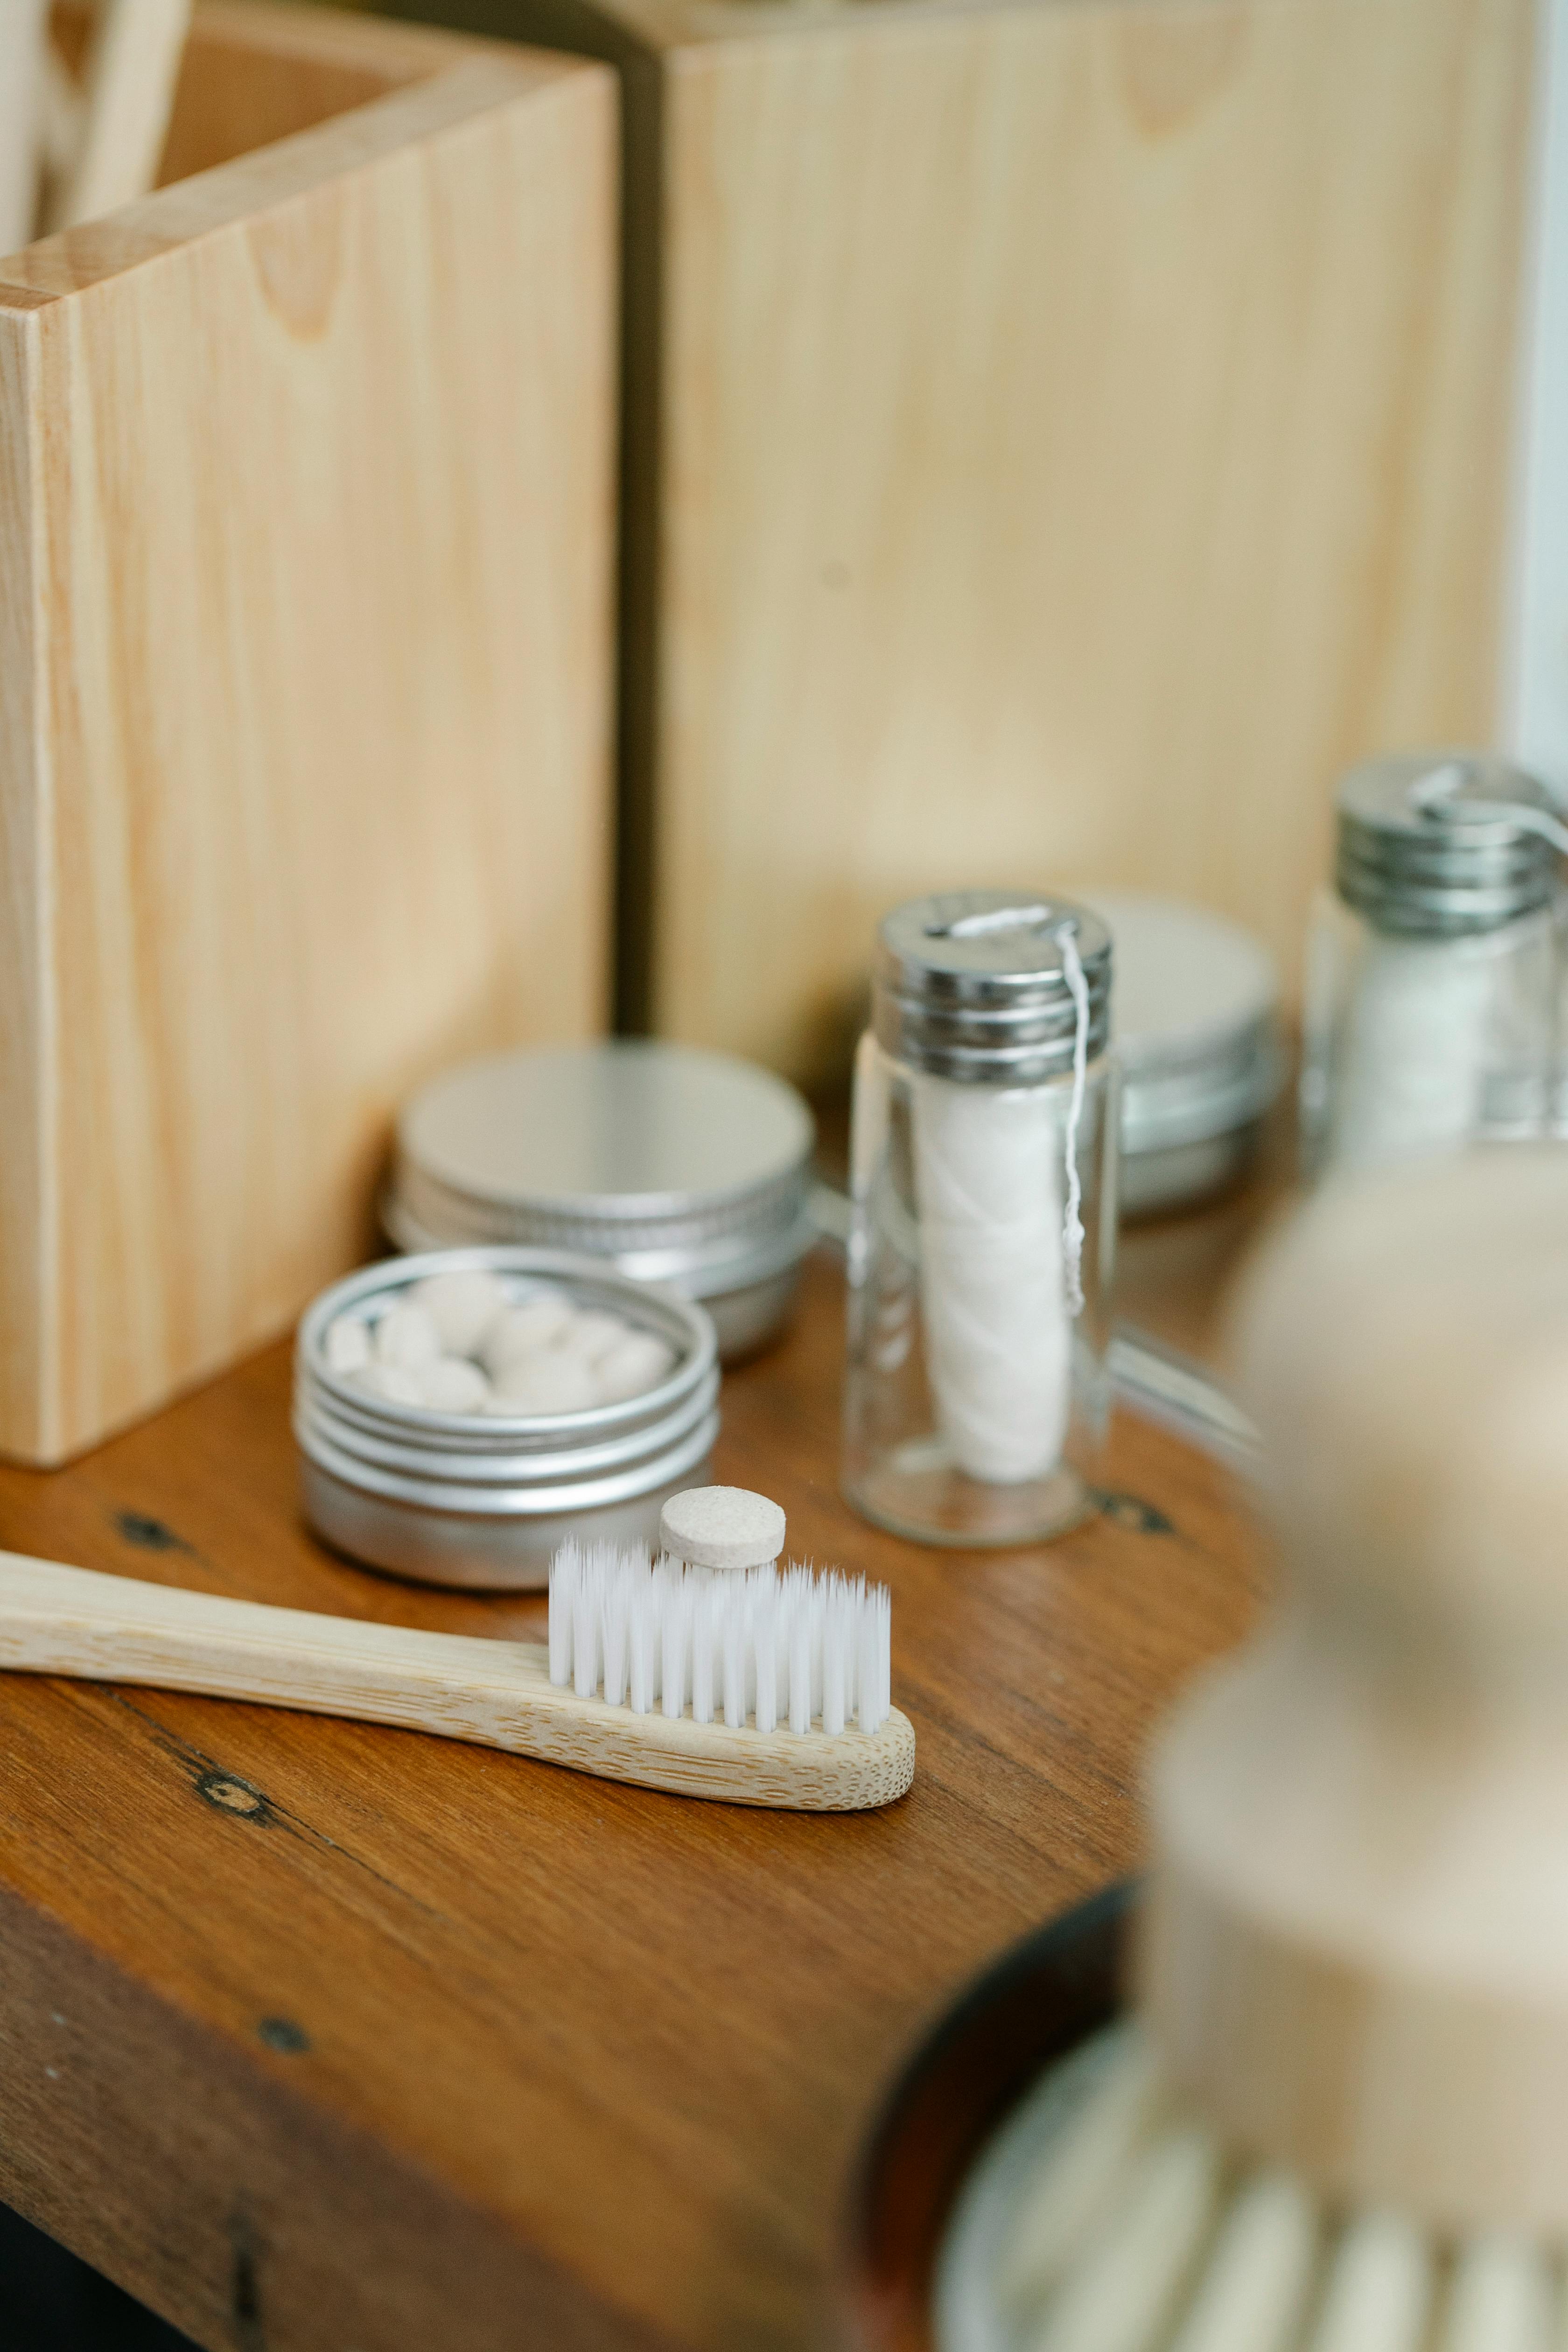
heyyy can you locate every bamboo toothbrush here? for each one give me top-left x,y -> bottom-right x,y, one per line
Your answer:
996,1149 -> 1568,2352
0,1502 -> 913,1812
45,0 -> 192,235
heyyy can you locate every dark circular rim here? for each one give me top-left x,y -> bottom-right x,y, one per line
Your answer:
840,1878 -> 1136,2352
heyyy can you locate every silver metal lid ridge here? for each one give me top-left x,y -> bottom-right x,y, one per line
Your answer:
1335,753 -> 1563,936
874,890 -> 1113,1081
389,1042 -> 817,1293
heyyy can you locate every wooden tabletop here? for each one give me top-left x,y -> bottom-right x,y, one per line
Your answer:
0,1249 -> 1265,2352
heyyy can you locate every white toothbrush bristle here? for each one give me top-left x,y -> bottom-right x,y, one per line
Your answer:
789,1580 -> 812,1735
722,1588 -> 747,1728
753,1582 -> 778,1735
822,1576 -> 847,1736
549,1540 -> 578,1686
547,1544 -> 894,1736
692,1578 -> 715,1723
661,1569 -> 689,1721
628,1576 -> 656,1715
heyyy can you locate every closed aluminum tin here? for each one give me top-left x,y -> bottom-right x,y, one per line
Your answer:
1087,893 -> 1284,1216
384,1042 -> 817,1360
294,1248 -> 719,1590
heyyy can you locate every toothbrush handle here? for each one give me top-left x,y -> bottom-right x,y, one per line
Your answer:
0,1546 -> 553,1734
0,1553 -> 916,1812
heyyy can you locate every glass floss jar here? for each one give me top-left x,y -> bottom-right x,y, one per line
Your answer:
1302,754 -> 1567,1180
843,890 -> 1117,1548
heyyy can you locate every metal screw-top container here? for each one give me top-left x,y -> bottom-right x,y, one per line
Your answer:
295,1249 -> 720,1590
1335,753 -> 1563,937
1304,751 -> 1567,1179
873,891 -> 1113,1082
385,1042 -> 817,1360
846,888 -> 1118,1550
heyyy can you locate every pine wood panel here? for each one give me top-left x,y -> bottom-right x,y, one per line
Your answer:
0,1250 -> 1264,2352
396,0 -> 1537,1079
652,0 -> 1536,1079
0,6 -> 618,1463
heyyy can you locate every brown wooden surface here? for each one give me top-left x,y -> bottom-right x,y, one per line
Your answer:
0,1250 -> 1265,2352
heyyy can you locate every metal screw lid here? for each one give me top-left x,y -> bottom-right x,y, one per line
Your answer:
873,889 -> 1113,1083
1336,753 -> 1565,936
389,1042 -> 816,1289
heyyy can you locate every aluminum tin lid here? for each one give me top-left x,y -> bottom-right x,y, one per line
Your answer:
874,890 -> 1112,1082
1336,752 -> 1563,936
296,1362 -> 721,1485
1086,893 -> 1284,1154
296,1409 -> 721,1519
391,1042 -> 816,1286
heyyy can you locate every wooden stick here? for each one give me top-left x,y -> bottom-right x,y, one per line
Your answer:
38,36 -> 86,184
45,0 -> 192,234
0,1552 -> 916,1812
0,0 -> 48,256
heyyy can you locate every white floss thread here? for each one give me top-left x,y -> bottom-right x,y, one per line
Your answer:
1058,924 -> 1089,1317
911,924 -> 1088,1486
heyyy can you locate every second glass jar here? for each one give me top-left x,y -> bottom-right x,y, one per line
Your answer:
843,889 -> 1117,1548
1301,753 -> 1566,1180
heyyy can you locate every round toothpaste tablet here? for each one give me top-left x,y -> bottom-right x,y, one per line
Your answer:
660,1486 -> 786,1572
408,1270 -> 507,1359
351,1360 -> 427,1407
484,1351 -> 600,1416
553,1309 -> 632,1366
324,1314 -> 372,1376
594,1331 -> 677,1403
415,1356 -> 492,1414
483,1292 -> 575,1374
375,1301 -> 441,1371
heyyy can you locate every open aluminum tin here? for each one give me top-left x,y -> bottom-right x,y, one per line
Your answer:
1085,893 -> 1285,1217
294,1248 -> 720,1591
382,1040 -> 818,1361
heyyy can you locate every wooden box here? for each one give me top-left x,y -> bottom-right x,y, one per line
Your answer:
0,3 -> 617,1464
391,0 -> 1552,1084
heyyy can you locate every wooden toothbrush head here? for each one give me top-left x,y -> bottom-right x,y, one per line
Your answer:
1137,1147 -> 1568,2236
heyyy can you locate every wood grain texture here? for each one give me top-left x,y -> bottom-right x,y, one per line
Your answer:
0,1249 -> 1264,2352
0,1551 -> 917,1808
0,5 -> 618,1464
419,0 -> 1538,1075
655,0 -> 1535,1079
